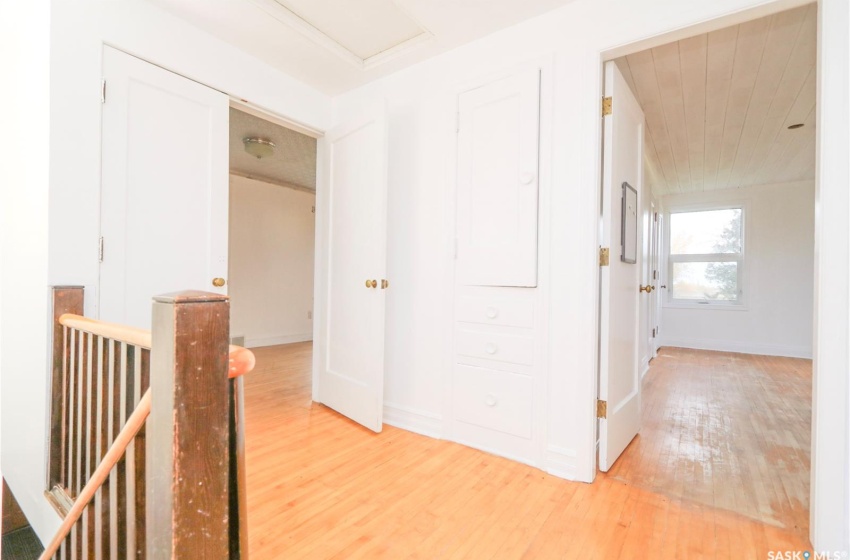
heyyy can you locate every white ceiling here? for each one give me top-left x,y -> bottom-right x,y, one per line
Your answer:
230,107 -> 317,190
144,0 -> 577,94
614,4 -> 817,195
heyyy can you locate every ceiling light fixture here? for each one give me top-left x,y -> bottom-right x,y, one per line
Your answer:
787,123 -> 805,130
243,137 -> 276,159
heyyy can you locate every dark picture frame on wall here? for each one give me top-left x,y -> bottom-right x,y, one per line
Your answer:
620,181 -> 637,264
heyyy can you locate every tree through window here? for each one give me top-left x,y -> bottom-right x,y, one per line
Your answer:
668,207 -> 743,304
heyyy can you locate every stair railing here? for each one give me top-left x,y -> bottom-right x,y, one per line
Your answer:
41,287 -> 254,560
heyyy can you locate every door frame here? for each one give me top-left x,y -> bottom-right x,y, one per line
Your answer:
226,98 -> 328,403
590,0 -> 847,550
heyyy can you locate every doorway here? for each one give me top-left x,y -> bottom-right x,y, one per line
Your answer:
598,1 -> 818,547
227,106 -> 318,349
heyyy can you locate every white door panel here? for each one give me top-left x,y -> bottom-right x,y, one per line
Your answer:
599,61 -> 645,472
100,47 -> 228,329
318,108 -> 388,433
457,69 -> 540,287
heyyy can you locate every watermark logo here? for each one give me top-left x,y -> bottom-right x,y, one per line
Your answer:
768,551 -> 848,560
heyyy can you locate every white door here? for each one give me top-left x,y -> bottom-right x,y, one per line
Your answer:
653,211 -> 663,355
100,47 -> 229,329
456,69 -> 540,287
648,204 -> 659,357
316,108 -> 388,433
598,61 -> 645,472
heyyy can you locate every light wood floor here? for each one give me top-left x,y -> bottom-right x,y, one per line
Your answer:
243,343 -> 812,558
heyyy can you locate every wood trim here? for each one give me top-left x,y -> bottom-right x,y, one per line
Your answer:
147,291 -> 231,559
50,287 -> 84,489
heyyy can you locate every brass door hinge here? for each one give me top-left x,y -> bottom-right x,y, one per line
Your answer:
599,247 -> 610,266
602,96 -> 612,116
597,399 -> 608,419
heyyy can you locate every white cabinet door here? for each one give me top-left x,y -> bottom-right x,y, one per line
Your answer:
100,47 -> 229,329
598,60 -> 645,472
456,69 -> 540,287
316,108 -> 388,433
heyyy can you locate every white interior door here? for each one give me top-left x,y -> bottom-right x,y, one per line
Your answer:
653,212 -> 664,354
598,60 -> 645,472
100,47 -> 228,329
316,108 -> 388,432
456,69 -> 540,287
648,204 -> 659,357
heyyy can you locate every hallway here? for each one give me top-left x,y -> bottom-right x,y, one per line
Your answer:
242,343 -> 811,558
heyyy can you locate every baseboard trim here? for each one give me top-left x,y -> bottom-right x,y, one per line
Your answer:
640,357 -> 650,379
383,402 -> 443,439
244,333 -> 313,348
543,445 -> 578,481
659,336 -> 812,359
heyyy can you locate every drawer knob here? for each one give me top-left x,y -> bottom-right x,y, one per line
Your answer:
486,307 -> 499,319
484,393 -> 498,407
485,343 -> 498,355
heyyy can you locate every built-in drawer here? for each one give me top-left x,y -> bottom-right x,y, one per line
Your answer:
455,328 -> 534,365
455,296 -> 534,328
453,365 -> 533,439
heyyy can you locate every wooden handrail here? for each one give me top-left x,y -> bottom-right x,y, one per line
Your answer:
59,313 -> 256,378
59,313 -> 151,349
39,389 -> 152,560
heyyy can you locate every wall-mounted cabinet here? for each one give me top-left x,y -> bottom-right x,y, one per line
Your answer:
456,68 -> 541,287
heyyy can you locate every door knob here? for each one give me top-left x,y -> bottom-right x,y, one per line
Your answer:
212,277 -> 226,287
639,285 -> 654,293
365,279 -> 377,288
380,279 -> 389,289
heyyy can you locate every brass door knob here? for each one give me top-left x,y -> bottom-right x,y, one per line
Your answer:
365,279 -> 377,288
639,285 -> 653,293
381,279 -> 389,289
212,277 -> 226,287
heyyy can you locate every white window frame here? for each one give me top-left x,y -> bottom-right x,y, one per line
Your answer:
663,201 -> 748,310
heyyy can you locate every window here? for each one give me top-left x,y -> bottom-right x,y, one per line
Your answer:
667,206 -> 744,306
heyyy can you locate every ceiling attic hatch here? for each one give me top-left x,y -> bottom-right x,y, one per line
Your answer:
248,0 -> 433,69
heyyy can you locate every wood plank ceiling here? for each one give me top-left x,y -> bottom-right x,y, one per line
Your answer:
614,4 -> 816,195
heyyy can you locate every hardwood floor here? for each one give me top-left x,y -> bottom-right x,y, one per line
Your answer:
243,343 -> 812,558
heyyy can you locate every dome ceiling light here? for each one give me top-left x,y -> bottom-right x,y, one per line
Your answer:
243,137 -> 276,159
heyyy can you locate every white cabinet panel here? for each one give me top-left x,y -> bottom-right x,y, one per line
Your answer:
455,328 -> 535,366
455,295 -> 534,328
456,69 -> 540,287
453,365 -> 533,438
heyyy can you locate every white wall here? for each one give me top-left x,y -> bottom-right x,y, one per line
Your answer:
329,0 -> 848,550
659,181 -> 815,358
229,175 -> 315,347
0,0 -> 54,540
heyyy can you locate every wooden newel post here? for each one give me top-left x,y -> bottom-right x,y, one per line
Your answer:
147,290 -> 231,559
